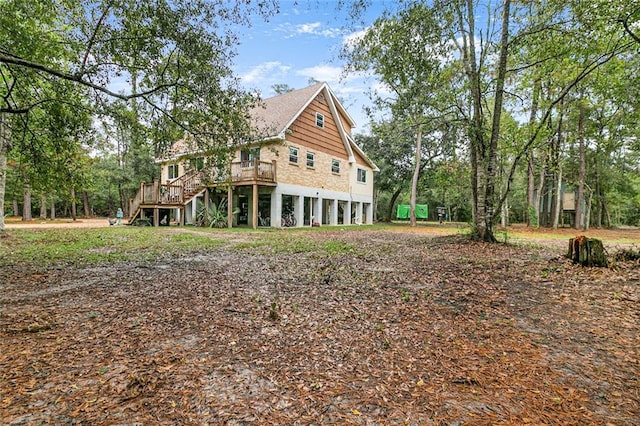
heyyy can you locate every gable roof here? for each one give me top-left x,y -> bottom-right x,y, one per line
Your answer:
161,82 -> 377,171
252,83 -> 376,171
251,82 -> 355,139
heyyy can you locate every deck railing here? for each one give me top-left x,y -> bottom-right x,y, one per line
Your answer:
230,160 -> 276,182
129,160 -> 276,218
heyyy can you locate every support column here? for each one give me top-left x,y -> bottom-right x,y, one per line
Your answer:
345,201 -> 352,225
356,202 -> 363,225
295,195 -> 304,227
365,203 -> 373,224
153,208 -> 160,227
227,186 -> 233,228
252,184 -> 258,229
179,207 -> 184,226
315,197 -> 322,225
331,199 -> 338,225
272,190 -> 282,228
190,198 -> 197,225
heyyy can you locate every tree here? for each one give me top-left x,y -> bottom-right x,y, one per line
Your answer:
342,0 -> 635,241
343,4 -> 455,226
0,0 -> 277,232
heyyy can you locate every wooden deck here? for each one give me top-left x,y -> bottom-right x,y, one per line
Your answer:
129,160 -> 277,225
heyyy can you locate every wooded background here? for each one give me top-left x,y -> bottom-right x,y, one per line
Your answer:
1,1 -> 639,241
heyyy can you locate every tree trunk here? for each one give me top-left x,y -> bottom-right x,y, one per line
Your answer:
12,199 -> 19,217
50,195 -> 56,220
575,96 -> 586,230
70,187 -> 77,221
386,187 -> 402,223
585,189 -> 592,230
40,193 -> 47,219
0,113 -> 8,233
484,0 -> 511,239
567,236 -> 607,267
22,183 -> 32,221
552,165 -> 562,229
501,197 -> 509,227
82,190 -> 90,217
526,80 -> 540,227
410,125 -> 422,227
534,153 -> 547,228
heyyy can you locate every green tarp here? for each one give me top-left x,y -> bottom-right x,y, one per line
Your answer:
396,204 -> 428,219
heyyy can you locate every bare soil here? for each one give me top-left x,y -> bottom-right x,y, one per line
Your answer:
1,228 -> 638,425
3,217 -> 117,229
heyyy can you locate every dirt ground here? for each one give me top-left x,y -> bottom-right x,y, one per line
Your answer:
1,227 -> 638,425
3,217 -> 117,229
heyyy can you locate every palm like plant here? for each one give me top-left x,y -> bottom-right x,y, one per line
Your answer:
197,199 -> 239,228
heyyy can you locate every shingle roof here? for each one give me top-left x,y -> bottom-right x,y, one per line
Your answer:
250,82 -> 325,138
160,82 -> 371,167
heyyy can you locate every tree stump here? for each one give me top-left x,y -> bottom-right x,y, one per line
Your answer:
567,236 -> 608,267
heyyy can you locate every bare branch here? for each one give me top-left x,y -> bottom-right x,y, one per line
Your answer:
78,5 -> 112,78
0,54 -> 181,102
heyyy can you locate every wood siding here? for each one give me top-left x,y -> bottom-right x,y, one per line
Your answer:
286,98 -> 349,160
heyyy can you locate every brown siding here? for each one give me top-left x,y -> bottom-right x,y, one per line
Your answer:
287,99 -> 349,160
337,109 -> 352,136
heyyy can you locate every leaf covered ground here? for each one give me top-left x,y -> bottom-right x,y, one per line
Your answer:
1,227 -> 638,425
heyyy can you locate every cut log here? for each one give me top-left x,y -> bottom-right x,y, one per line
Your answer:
567,236 -> 608,267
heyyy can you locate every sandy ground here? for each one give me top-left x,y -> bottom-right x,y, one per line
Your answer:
3,218 -> 125,229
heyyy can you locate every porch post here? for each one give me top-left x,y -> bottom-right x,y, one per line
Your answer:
295,195 -> 304,227
272,190 -> 282,228
315,196 -> 323,225
227,185 -> 233,228
331,200 -> 339,225
345,201 -> 352,225
252,184 -> 258,229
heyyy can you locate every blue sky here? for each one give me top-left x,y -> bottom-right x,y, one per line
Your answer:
233,1 -> 391,135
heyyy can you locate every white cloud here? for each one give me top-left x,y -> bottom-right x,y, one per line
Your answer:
342,28 -> 368,48
241,61 -> 291,84
295,65 -> 343,83
277,21 -> 343,38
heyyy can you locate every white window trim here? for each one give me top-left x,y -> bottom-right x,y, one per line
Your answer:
315,112 -> 324,128
331,159 -> 340,174
168,164 -> 179,180
306,151 -> 315,168
289,146 -> 299,164
357,168 -> 367,184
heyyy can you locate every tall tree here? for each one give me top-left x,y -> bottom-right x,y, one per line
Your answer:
343,4 -> 455,226
0,0 -> 277,232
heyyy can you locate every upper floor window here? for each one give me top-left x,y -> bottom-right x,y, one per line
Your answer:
357,168 -> 367,183
168,164 -> 179,179
289,146 -> 299,164
331,159 -> 340,174
306,152 -> 315,168
315,112 -> 324,128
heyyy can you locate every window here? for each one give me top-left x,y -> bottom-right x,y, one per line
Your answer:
289,146 -> 299,164
189,156 -> 204,171
315,112 -> 324,128
357,168 -> 367,183
168,164 -> 179,179
306,152 -> 315,168
331,159 -> 340,174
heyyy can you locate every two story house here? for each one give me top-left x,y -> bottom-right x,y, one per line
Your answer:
129,82 -> 377,228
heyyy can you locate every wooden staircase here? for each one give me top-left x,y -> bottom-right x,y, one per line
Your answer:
128,169 -> 205,225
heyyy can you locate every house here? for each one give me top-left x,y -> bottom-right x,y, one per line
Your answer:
129,82 -> 378,228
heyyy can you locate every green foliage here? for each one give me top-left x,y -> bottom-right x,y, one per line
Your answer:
197,199 -> 238,228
